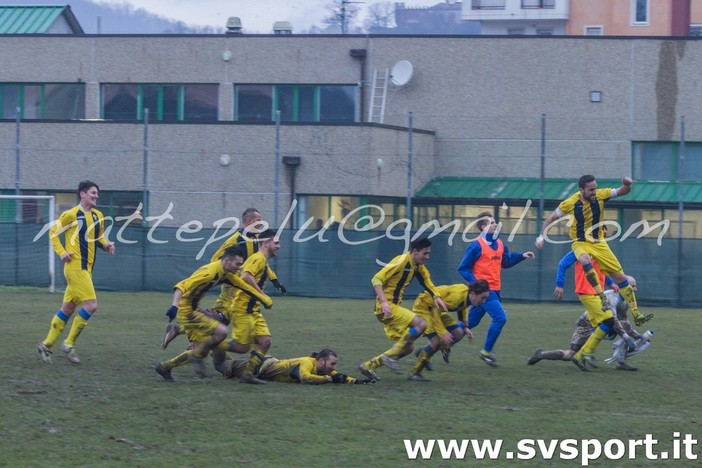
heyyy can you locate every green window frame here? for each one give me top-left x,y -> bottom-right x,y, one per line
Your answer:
0,83 -> 85,120
101,83 -> 218,121
275,85 -> 318,122
235,84 -> 356,123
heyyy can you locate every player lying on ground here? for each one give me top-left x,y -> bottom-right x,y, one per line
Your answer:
219,348 -> 374,384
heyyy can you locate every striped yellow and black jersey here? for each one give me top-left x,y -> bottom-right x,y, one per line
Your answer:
372,252 -> 439,308
210,228 -> 278,281
175,260 -> 272,311
258,356 -> 359,384
49,205 -> 109,272
558,188 -> 614,242
231,251 -> 269,313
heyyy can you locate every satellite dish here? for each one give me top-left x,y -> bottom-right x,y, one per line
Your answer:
390,60 -> 414,86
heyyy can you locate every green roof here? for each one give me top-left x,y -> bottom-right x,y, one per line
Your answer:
0,5 -> 83,34
416,177 -> 702,205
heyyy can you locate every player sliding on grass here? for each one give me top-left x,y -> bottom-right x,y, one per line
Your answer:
220,348 -> 374,384
535,175 -> 653,370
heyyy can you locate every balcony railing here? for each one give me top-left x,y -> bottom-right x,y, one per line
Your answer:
522,0 -> 556,8
472,0 -> 506,10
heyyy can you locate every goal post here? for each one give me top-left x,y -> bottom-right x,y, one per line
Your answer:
0,195 -> 56,292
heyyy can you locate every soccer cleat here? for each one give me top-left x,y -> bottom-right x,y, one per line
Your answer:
408,374 -> 430,382
37,343 -> 53,364
583,353 -> 598,369
479,351 -> 498,368
633,312 -> 654,327
155,363 -> 174,381
161,323 -> 180,349
571,354 -> 589,372
599,294 -> 612,311
616,361 -> 638,371
413,349 -> 432,371
527,348 -> 543,365
441,347 -> 451,364
358,363 -> 380,382
61,343 -> 80,363
380,355 -> 402,373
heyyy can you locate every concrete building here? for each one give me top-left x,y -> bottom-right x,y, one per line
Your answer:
1,32 -> 702,236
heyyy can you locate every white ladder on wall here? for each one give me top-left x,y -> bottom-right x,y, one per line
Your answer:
368,68 -> 389,123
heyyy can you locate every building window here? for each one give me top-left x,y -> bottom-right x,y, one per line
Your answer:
522,0 -> 556,9
235,84 -> 356,123
690,25 -> 702,37
277,86 -> 317,122
0,83 -> 85,120
536,28 -> 554,36
585,26 -> 603,36
320,86 -> 356,122
101,83 -> 218,121
471,0 -> 506,10
632,0 -> 648,24
507,28 -> 526,35
633,142 -> 702,182
235,85 -> 273,122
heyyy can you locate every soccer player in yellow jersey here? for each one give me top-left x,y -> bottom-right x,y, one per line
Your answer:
208,208 -> 286,314
535,175 -> 653,368
217,229 -> 281,384
358,237 -> 448,381
154,246 -> 272,381
161,207 -> 286,348
220,349 -> 373,385
409,280 -> 490,381
37,180 -> 115,364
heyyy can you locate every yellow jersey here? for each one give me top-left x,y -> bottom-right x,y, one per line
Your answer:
231,251 -> 269,314
210,229 -> 278,281
372,252 -> 439,307
558,188 -> 614,242
49,205 -> 109,272
175,260 -> 271,311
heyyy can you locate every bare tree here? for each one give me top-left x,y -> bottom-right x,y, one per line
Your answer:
322,0 -> 361,34
364,1 -> 395,31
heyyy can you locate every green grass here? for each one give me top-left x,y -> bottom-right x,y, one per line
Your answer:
1,287 -> 700,467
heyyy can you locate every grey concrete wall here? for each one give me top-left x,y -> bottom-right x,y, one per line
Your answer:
0,121 -> 434,225
2,34 -> 702,223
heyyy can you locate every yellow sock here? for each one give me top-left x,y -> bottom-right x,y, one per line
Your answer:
619,284 -> 639,315
580,327 -> 607,355
64,308 -> 91,347
162,351 -> 192,369
385,341 -> 407,359
243,350 -> 265,375
384,330 -> 417,359
410,349 -> 429,375
364,356 -> 383,370
43,311 -> 69,348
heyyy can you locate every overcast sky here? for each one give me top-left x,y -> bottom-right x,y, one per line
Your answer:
91,0 -> 448,33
